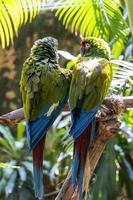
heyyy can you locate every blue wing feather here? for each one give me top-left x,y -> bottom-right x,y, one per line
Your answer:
70,108 -> 98,139
26,94 -> 68,150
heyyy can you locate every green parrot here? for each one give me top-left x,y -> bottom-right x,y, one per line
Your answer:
20,37 -> 71,199
69,37 -> 112,199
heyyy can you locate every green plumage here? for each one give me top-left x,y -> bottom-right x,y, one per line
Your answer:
69,37 -> 113,200
80,37 -> 111,59
20,37 -> 71,121
69,37 -> 112,111
20,37 -> 72,199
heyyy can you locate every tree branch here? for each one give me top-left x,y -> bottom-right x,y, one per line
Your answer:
55,96 -> 133,200
0,96 -> 132,126
0,96 -> 133,200
0,108 -> 24,125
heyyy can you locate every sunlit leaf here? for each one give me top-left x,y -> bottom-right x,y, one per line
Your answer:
0,125 -> 16,152
5,171 -> 17,196
58,50 -> 76,60
55,0 -> 128,43
0,163 -> 19,169
0,0 -> 47,48
17,122 -> 25,140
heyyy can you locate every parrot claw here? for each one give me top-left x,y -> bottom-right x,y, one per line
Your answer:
100,105 -> 113,117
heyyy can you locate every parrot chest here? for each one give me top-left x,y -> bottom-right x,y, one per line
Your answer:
69,58 -> 112,111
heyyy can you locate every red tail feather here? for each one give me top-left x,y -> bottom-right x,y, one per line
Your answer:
32,136 -> 46,199
74,123 -> 92,170
73,123 -> 93,199
33,136 -> 45,168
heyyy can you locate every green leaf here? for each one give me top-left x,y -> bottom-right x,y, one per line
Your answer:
122,157 -> 133,180
0,163 -> 20,169
123,110 -> 133,127
0,0 -> 46,48
0,125 -> 17,153
55,0 -> 128,43
5,171 -> 17,196
58,50 -> 76,60
89,139 -> 118,200
18,167 -> 27,182
22,161 -> 33,173
17,122 -> 25,140
0,179 -> 6,194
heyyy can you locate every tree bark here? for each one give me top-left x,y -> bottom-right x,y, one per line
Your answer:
0,96 -> 132,126
55,96 -> 133,200
0,108 -> 24,125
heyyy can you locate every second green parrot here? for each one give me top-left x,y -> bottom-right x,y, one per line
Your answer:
69,37 -> 112,199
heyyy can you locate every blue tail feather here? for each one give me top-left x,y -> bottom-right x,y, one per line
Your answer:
33,165 -> 44,199
72,152 -> 79,187
72,123 -> 93,200
70,108 -> 98,200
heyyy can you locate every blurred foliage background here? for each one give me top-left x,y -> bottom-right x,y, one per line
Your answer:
0,1 -> 133,200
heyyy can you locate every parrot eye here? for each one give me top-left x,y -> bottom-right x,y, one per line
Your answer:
85,43 -> 91,49
80,41 -> 91,55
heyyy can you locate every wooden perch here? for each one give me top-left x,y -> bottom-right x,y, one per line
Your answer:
0,108 -> 24,125
55,96 -> 133,200
0,96 -> 132,126
0,96 -> 133,200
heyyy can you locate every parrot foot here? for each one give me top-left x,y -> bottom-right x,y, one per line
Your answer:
72,188 -> 79,200
99,104 -> 113,118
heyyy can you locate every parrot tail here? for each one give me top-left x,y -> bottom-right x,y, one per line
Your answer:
33,135 -> 45,200
72,122 -> 94,199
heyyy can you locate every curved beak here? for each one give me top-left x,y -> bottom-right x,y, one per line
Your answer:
80,46 -> 85,56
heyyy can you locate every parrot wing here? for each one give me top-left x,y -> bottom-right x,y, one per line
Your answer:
20,59 -> 71,150
20,36 -> 72,200
20,59 -> 71,199
69,58 -> 112,139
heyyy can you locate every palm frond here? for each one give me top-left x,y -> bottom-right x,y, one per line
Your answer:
55,0 -> 128,43
0,163 -> 19,168
111,60 -> 133,85
112,60 -> 133,70
0,0 -> 46,48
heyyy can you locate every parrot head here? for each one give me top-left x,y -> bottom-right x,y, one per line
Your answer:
31,36 -> 59,61
80,37 -> 111,60
34,36 -> 58,49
